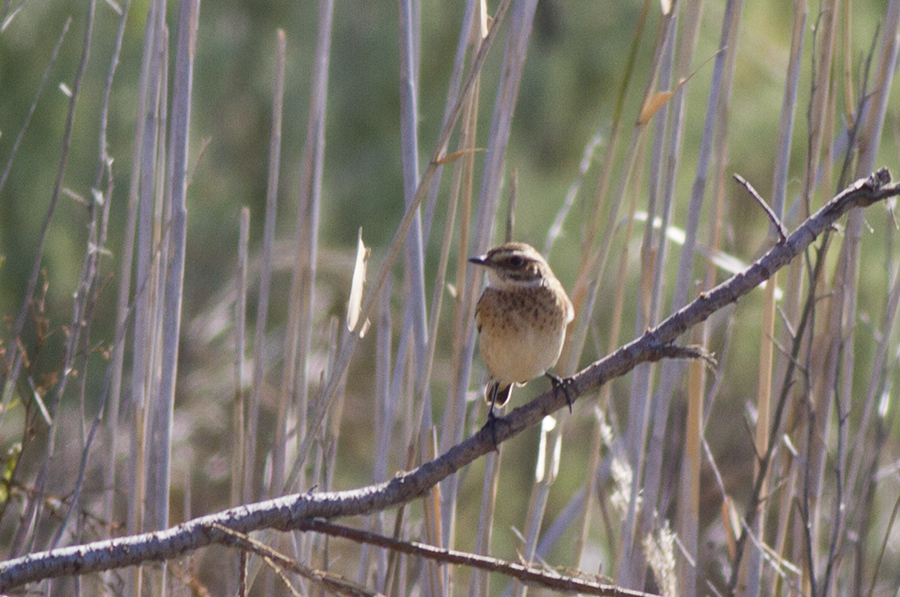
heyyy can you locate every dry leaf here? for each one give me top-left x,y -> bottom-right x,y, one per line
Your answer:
638,91 -> 674,125
434,147 -> 483,165
637,49 -> 723,125
347,228 -> 371,337
479,0 -> 489,39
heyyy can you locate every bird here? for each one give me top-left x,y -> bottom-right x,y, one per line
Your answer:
469,242 -> 575,426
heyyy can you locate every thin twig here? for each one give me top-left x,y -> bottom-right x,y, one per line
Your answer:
211,524 -> 380,597
734,173 -> 789,243
298,520 -> 656,597
0,17 -> 71,197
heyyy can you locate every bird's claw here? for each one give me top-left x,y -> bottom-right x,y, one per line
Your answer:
482,408 -> 501,451
546,372 -> 576,413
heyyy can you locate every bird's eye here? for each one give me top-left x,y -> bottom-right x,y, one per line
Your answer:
507,256 -> 524,268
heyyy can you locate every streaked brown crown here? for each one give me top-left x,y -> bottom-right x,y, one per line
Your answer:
468,242 -> 553,285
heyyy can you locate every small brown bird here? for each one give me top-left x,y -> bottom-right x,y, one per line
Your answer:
470,242 -> 575,421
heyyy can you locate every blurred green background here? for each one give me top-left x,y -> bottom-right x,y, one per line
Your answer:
1,0 -> 837,330
2,0 -> 896,416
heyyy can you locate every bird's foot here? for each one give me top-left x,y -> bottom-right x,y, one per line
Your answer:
481,407 -> 501,451
546,372 -> 576,413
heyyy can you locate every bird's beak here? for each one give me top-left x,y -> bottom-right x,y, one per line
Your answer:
469,255 -> 489,267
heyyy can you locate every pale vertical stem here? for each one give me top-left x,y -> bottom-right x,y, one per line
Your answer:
513,418 -> 559,597
231,208 -> 249,594
840,0 -> 855,124
440,59 -> 481,589
415,63 -> 468,562
279,3 -> 332,574
358,281 -> 392,587
421,430 -> 444,597
278,0 -> 333,498
681,315 -> 704,597
563,14 -> 655,558
106,0 -> 147,543
438,0 -> 479,484
398,0 -> 429,392
802,0 -> 839,218
747,277 -> 776,597
807,239 -> 845,595
128,8 -> 167,595
397,4 -> 439,588
468,449 -> 501,597
667,3 -> 706,592
151,2 -> 197,594
244,28 -> 286,504
746,7 -> 809,597
855,0 -> 900,177
153,0 -> 198,530
638,0 -> 741,586
767,2 -> 806,595
803,51 -> 844,595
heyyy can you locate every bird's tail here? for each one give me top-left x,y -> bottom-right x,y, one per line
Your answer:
485,381 -> 513,407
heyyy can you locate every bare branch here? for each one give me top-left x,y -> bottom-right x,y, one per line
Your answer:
297,520 -> 659,597
0,169 -> 897,592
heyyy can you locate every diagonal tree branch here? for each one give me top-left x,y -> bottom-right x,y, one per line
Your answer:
0,169 -> 897,592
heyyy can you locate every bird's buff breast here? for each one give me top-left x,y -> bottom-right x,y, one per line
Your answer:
476,287 -> 568,387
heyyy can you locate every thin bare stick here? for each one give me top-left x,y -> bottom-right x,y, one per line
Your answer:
300,520 -> 658,597
733,173 -> 789,243
233,209 -> 250,506
211,524 -> 379,597
0,17 -> 71,197
246,28 -> 287,504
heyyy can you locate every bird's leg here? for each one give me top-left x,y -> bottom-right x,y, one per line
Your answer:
546,371 -> 575,413
482,382 -> 501,450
